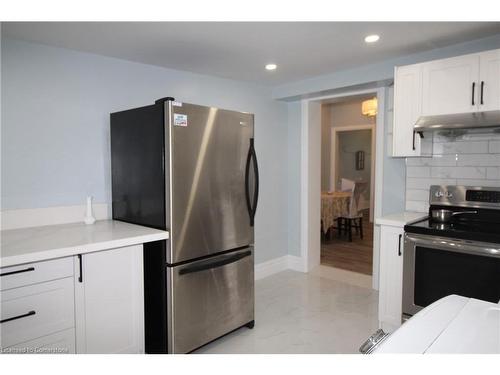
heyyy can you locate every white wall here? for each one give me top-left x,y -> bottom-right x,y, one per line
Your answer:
0,37 -> 289,264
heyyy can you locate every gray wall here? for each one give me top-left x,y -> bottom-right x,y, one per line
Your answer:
1,37 -> 288,264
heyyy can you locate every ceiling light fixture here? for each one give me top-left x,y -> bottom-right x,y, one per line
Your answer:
265,63 -> 277,71
362,98 -> 378,117
364,34 -> 380,43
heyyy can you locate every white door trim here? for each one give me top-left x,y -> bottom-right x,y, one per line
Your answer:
300,87 -> 387,290
330,124 -> 375,222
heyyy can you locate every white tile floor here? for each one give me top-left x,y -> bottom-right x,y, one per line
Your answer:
195,267 -> 379,354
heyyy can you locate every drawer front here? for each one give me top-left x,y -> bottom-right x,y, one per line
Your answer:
0,278 -> 75,348
168,247 -> 254,353
0,257 -> 74,291
2,328 -> 76,354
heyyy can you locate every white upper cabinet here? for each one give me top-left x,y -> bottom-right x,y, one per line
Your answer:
393,64 -> 423,157
421,54 -> 480,116
479,49 -> 500,112
392,48 -> 500,157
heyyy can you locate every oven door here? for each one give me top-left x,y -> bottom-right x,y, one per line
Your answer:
403,233 -> 500,318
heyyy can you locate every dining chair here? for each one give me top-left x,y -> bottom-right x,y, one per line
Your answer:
340,178 -> 355,192
339,181 -> 363,242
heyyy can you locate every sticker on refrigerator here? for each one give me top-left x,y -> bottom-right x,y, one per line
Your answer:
173,113 -> 188,127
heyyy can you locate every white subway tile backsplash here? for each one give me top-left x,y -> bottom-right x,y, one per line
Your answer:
457,154 -> 500,167
406,154 -> 457,167
406,189 -> 429,201
406,166 -> 431,178
405,133 -> 500,211
406,177 -> 455,189
456,179 -> 500,187
486,167 -> 500,180
433,141 -> 488,155
434,132 -> 500,143
489,141 -> 500,153
431,166 -> 486,179
405,200 -> 429,213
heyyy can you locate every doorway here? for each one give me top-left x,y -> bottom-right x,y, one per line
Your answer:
299,88 -> 386,289
320,99 -> 376,275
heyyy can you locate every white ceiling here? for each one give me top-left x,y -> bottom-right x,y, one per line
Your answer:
2,22 -> 500,86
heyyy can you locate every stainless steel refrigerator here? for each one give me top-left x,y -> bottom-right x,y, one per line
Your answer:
110,97 -> 258,353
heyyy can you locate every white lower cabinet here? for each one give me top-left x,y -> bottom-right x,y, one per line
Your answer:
74,244 -> 145,354
1,244 -> 145,354
5,329 -> 76,354
0,277 -> 75,350
378,225 -> 404,332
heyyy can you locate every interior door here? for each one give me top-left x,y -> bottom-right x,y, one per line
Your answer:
422,54 -> 480,116
479,49 -> 500,112
168,103 -> 255,264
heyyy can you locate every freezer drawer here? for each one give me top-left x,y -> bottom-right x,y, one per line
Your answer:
167,247 -> 254,353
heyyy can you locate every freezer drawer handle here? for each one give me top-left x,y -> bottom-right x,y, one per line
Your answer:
0,310 -> 36,324
179,250 -> 252,275
245,138 -> 259,226
0,267 -> 35,277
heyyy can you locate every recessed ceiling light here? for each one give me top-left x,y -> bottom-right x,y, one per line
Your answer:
265,63 -> 277,71
364,34 -> 380,43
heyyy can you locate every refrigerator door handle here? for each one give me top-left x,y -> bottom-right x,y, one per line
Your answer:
250,138 -> 259,226
178,250 -> 252,275
245,138 -> 259,227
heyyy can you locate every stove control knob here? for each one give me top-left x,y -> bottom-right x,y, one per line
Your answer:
435,191 -> 444,198
445,192 -> 453,198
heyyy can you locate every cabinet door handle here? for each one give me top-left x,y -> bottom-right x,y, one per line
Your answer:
0,267 -> 35,277
398,234 -> 402,256
412,131 -> 424,151
78,254 -> 83,283
1,310 -> 36,324
471,82 -> 476,106
480,81 -> 484,105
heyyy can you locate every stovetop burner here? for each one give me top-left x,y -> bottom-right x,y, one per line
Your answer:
404,185 -> 500,244
405,217 -> 500,243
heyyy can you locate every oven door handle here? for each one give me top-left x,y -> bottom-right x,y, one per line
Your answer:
405,233 -> 500,258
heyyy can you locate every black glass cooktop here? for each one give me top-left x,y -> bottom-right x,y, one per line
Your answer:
405,217 -> 500,244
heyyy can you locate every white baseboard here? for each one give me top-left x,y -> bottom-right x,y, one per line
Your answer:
1,203 -> 110,230
287,255 -> 307,273
255,254 -> 307,280
255,255 -> 289,280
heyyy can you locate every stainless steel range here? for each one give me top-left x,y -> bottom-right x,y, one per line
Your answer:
402,185 -> 500,319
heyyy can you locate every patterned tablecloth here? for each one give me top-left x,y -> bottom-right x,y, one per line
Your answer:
321,191 -> 351,233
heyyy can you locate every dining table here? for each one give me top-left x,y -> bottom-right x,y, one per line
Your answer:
321,191 -> 352,234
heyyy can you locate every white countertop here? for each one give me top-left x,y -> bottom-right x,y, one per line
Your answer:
375,295 -> 500,354
0,220 -> 169,268
375,211 -> 428,227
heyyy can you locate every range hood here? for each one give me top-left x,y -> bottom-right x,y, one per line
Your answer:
414,110 -> 500,133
